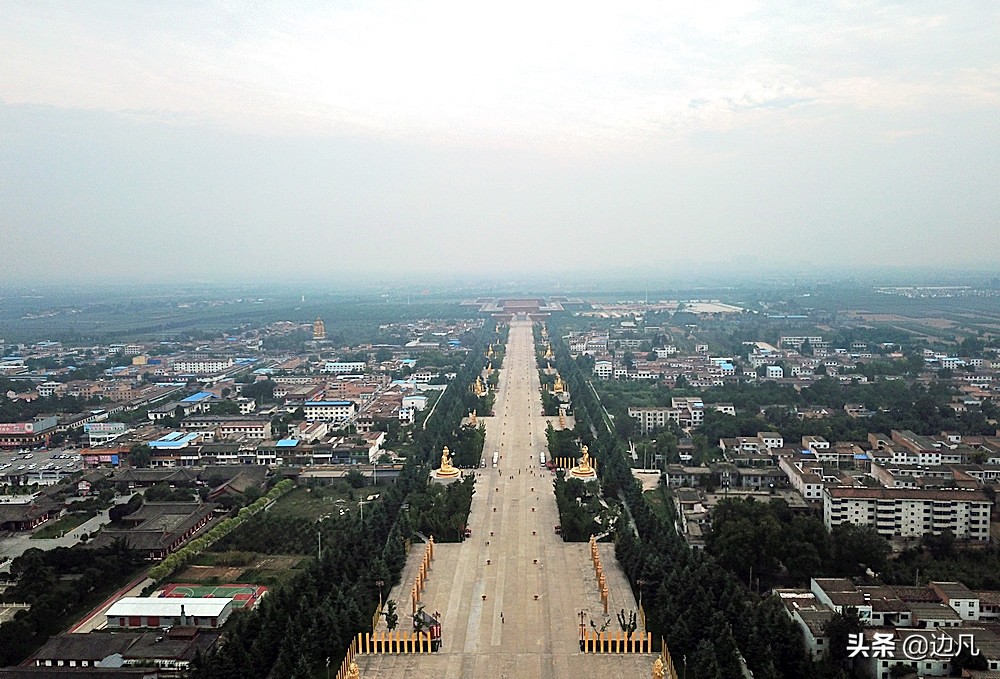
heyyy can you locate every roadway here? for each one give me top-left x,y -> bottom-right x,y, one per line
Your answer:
360,319 -> 655,678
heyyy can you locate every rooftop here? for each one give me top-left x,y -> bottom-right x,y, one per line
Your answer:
106,597 -> 232,619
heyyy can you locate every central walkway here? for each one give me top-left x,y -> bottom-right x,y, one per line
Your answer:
359,320 -> 655,678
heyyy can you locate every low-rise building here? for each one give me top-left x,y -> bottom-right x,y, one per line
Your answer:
106,598 -> 233,629
779,457 -> 826,503
90,502 -> 217,560
30,629 -> 220,675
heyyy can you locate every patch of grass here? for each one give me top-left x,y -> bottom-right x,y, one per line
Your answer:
643,488 -> 673,525
188,551 -> 257,567
30,511 -> 96,539
238,558 -> 309,587
266,484 -> 356,522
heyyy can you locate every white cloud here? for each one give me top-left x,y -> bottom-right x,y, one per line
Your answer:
0,1 -> 997,148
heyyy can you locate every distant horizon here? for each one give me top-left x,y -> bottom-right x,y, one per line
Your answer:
2,263 -> 999,293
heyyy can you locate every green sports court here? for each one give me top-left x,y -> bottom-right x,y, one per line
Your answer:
159,583 -> 267,609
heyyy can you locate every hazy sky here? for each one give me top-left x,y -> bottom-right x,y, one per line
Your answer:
2,1 -> 999,283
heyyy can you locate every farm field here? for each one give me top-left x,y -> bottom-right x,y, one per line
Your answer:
169,551 -> 308,588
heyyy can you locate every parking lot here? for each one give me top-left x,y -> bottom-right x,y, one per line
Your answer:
0,446 -> 85,485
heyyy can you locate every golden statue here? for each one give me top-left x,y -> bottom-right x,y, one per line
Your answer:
570,444 -> 597,479
346,660 -> 360,679
312,317 -> 326,341
435,444 -> 460,479
544,343 -> 554,359
474,376 -> 487,397
652,657 -> 664,679
553,374 -> 565,393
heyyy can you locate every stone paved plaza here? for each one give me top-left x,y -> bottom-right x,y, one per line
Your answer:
360,320 -> 657,678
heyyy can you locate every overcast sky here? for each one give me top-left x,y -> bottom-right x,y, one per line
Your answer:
2,1 -> 998,284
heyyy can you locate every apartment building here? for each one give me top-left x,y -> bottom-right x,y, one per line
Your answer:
823,486 -> 992,541
321,361 -> 367,374
172,357 -> 234,374
180,415 -> 273,440
302,400 -> 357,422
627,406 -> 680,434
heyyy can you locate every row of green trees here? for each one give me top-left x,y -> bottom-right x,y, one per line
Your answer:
552,474 -> 602,542
408,476 -> 476,541
449,423 -> 486,468
545,422 -> 581,461
707,497 -> 891,588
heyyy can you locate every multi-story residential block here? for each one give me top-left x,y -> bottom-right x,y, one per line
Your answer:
172,357 -> 234,374
628,407 -> 680,434
180,415 -> 273,440
302,400 -> 357,422
779,336 -> 828,352
321,361 -> 367,374
823,486 -> 991,541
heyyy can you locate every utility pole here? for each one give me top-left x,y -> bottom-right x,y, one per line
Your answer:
318,530 -> 322,560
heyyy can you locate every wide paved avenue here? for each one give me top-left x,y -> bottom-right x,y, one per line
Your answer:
358,319 -> 655,678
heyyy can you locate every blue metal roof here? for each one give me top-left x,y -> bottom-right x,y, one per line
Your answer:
149,432 -> 201,449
276,439 -> 300,447
181,391 -> 215,403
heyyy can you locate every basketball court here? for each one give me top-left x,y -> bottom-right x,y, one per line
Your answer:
158,583 -> 267,609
